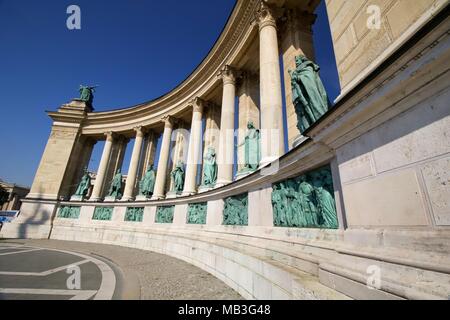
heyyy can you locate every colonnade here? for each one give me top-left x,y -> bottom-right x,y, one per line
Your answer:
77,2 -> 287,201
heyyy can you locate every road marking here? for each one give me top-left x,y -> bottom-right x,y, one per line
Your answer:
0,245 -> 116,300
0,245 -> 26,250
0,259 -> 91,276
25,246 -> 116,300
0,248 -> 43,256
0,288 -> 97,300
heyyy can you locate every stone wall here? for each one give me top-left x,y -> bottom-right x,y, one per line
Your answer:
325,0 -> 448,94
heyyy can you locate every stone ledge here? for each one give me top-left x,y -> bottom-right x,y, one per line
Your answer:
42,222 -> 450,300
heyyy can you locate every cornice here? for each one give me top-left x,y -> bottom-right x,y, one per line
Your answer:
80,0 -> 260,135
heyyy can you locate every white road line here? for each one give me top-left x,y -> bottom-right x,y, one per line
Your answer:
0,288 -> 98,300
0,246 -> 116,300
0,245 -> 25,250
23,246 -> 116,300
0,248 -> 43,256
0,259 -> 91,276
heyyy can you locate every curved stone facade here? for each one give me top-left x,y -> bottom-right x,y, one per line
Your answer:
2,0 -> 450,300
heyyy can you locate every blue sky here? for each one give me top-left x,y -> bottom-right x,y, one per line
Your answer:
0,0 -> 339,187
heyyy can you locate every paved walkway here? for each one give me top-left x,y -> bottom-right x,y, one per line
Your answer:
0,239 -> 242,300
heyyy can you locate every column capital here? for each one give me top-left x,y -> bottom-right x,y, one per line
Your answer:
104,131 -> 116,142
218,65 -> 239,86
255,1 -> 278,31
133,126 -> 146,138
162,115 -> 176,129
189,97 -> 205,114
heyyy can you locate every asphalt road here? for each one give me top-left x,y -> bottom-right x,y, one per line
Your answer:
0,239 -> 242,300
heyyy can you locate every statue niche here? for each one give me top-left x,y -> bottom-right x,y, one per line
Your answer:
106,169 -> 123,201
139,164 -> 156,198
170,161 -> 185,194
202,147 -> 217,187
237,121 -> 261,173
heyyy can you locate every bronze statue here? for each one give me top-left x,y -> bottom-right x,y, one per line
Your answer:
289,55 -> 331,133
73,167 -> 91,198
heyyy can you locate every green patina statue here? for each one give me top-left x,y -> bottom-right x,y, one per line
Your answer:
58,206 -> 80,219
79,85 -> 97,105
139,165 -> 156,197
171,161 -> 185,193
156,206 -> 174,224
202,147 -> 217,187
125,207 -> 144,222
223,194 -> 248,226
237,121 -> 261,172
187,203 -> 208,224
289,55 -> 331,133
93,207 -> 113,221
271,166 -> 338,229
108,169 -> 123,199
73,168 -> 91,198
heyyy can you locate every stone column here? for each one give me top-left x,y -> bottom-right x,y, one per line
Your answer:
122,127 -> 145,201
257,1 -> 285,165
279,8 -> 316,149
183,98 -> 204,195
152,116 -> 175,200
90,132 -> 115,202
216,65 -> 237,187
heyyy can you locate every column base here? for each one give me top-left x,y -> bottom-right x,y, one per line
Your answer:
120,196 -> 135,202
198,185 -> 214,193
166,191 -> 182,199
214,180 -> 232,188
292,135 -> 308,148
151,194 -> 165,201
135,195 -> 152,202
235,171 -> 253,180
182,190 -> 197,197
70,195 -> 85,202
104,196 -> 120,202
88,197 -> 102,202
259,155 -> 281,168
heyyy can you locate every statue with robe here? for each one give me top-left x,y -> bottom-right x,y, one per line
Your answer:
79,85 -> 98,105
202,147 -> 217,187
237,121 -> 261,172
289,55 -> 331,133
73,168 -> 91,198
139,165 -> 156,197
171,161 -> 185,193
108,169 -> 123,199
311,172 -> 338,229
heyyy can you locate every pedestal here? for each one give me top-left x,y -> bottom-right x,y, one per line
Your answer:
104,196 -> 120,202
292,135 -> 308,148
235,168 -> 257,180
166,191 -> 181,199
135,195 -> 151,202
70,195 -> 84,202
198,186 -> 214,194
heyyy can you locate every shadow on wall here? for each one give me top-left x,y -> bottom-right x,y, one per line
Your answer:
337,86 -> 450,166
15,186 -> 56,239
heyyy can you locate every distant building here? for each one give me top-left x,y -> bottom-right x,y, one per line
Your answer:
0,180 -> 30,211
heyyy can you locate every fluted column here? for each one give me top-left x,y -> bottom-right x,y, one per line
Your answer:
122,127 -> 145,201
216,65 -> 237,187
183,98 -> 204,195
257,1 -> 285,165
152,116 -> 175,200
90,132 -> 115,201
